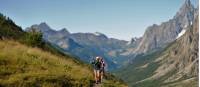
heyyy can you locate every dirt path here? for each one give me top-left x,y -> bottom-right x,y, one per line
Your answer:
93,83 -> 102,87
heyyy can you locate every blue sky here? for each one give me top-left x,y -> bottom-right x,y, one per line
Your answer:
0,0 -> 198,40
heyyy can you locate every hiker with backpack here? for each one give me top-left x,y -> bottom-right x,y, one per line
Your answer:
91,56 -> 101,84
91,56 -> 106,84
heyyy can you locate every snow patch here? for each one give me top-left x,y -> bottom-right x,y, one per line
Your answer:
126,39 -> 134,45
190,21 -> 193,25
184,24 -> 187,28
176,29 -> 186,39
126,41 -> 131,45
94,32 -> 102,36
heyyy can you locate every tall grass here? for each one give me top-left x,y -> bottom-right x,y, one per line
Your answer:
0,40 -> 126,87
0,40 -> 93,87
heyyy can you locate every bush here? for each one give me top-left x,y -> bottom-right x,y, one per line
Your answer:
21,28 -> 44,47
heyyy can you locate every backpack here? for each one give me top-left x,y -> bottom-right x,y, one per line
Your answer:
95,60 -> 101,69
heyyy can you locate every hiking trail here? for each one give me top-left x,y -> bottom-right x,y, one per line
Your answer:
93,83 -> 102,87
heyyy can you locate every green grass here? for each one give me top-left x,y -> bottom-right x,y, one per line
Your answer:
132,68 -> 177,87
0,40 -> 93,87
0,40 -> 126,87
115,40 -> 198,87
114,43 -> 177,86
114,50 -> 162,86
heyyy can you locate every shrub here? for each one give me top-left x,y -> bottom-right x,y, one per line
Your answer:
21,28 -> 44,47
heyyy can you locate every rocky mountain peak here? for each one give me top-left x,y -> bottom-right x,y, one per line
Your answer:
185,0 -> 192,6
40,22 -> 48,26
127,0 -> 196,55
176,0 -> 194,14
131,38 -> 136,42
175,0 -> 194,27
38,22 -> 52,31
127,37 -> 137,44
60,28 -> 68,32
58,28 -> 70,35
179,0 -> 194,12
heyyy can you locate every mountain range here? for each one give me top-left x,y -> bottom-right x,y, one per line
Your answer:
26,22 -> 128,70
0,0 -> 197,86
26,0 -> 198,71
115,8 -> 198,86
114,0 -> 199,86
0,12 -> 126,87
113,0 -> 197,61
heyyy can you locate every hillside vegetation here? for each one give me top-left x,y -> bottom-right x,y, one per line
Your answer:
0,13 -> 126,87
0,40 -> 93,87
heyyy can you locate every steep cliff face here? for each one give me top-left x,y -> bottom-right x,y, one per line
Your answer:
130,0 -> 195,54
109,0 -> 197,67
115,10 -> 199,87
152,12 -> 199,84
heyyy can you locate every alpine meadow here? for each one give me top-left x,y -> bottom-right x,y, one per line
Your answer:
0,0 -> 199,87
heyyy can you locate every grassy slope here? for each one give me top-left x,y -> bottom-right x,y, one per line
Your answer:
0,40 -> 126,87
114,50 -> 162,87
0,40 -> 93,87
0,13 -> 127,87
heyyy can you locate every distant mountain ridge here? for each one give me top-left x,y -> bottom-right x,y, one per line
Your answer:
26,0 -> 197,70
26,23 -> 128,70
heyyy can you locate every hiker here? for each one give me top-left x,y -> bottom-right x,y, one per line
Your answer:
99,57 -> 105,83
91,56 -> 101,84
